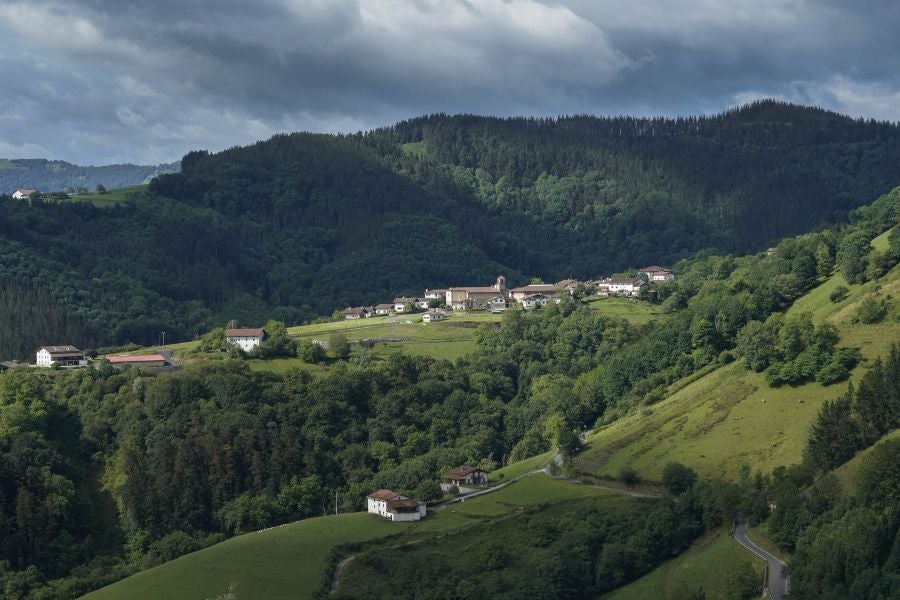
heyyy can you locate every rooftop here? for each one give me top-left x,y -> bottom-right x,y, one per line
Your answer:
106,354 -> 167,364
225,328 -> 265,337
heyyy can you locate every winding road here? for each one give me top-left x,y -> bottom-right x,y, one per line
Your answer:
734,521 -> 789,600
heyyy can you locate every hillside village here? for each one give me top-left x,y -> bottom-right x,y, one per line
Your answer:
4,265 -> 675,373
342,266 -> 674,321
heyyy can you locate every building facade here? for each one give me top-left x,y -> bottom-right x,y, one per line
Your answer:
225,328 -> 266,352
36,346 -> 85,367
366,489 -> 426,521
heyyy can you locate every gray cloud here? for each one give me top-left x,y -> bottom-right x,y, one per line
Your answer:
0,0 -> 898,164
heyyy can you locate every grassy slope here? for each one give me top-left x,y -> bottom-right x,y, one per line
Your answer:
575,229 -> 900,481
602,530 -> 765,600
70,184 -> 150,207
586,297 -> 664,325
82,473 -> 596,599
831,428 -> 900,496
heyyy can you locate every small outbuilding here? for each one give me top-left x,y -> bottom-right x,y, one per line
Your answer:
422,311 -> 445,323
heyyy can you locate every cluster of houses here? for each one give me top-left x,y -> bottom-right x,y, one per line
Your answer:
343,267 -> 675,321
26,327 -> 269,370
366,465 -> 490,521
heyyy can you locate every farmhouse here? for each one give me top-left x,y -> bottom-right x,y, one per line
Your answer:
508,283 -> 559,303
12,188 -> 36,200
422,311 -> 445,323
444,465 -> 489,486
446,275 -> 507,310
521,294 -> 550,309
374,303 -> 394,315
393,297 -> 428,312
36,346 -> 85,367
366,489 -> 426,521
106,354 -> 168,368
638,266 -> 675,282
344,306 -> 374,320
225,327 -> 266,351
597,278 -> 645,297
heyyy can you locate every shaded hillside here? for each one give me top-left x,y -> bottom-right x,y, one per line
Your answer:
2,101 -> 900,356
0,158 -> 179,193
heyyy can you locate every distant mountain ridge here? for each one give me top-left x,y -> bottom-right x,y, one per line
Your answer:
0,158 -> 180,193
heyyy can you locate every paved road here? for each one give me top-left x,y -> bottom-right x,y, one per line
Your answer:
734,521 -> 789,600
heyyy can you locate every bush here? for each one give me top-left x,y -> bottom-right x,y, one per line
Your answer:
619,467 -> 641,484
855,296 -> 889,324
662,462 -> 697,495
829,285 -> 849,303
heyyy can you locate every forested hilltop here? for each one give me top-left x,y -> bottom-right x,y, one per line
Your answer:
0,159 -> 179,194
3,100 -> 900,358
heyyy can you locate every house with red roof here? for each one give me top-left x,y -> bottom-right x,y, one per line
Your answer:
366,489 -> 426,521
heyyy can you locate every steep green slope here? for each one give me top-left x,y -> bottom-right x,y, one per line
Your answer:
573,231 -> 900,481
82,475 -> 602,600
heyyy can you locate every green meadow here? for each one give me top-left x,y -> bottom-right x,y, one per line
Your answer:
83,473 -> 609,600
585,296 -> 664,325
575,252 -> 900,482
602,530 -> 765,600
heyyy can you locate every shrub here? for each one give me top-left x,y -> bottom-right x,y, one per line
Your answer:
855,296 -> 889,324
829,285 -> 849,303
619,467 -> 641,484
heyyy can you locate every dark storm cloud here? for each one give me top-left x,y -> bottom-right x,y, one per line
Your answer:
0,0 -> 898,164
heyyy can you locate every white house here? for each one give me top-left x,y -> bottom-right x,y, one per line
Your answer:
224,327 -> 266,352
508,284 -> 559,304
12,188 -> 36,200
374,303 -> 394,316
393,297 -> 426,313
366,489 -> 426,521
521,294 -> 549,309
36,346 -> 85,367
638,266 -> 675,282
601,278 -> 646,297
422,311 -> 445,323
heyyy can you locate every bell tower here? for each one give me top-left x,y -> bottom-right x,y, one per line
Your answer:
495,275 -> 506,292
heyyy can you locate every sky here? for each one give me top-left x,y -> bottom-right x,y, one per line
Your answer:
0,0 -> 898,165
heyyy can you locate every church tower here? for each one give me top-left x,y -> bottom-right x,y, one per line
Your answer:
495,275 -> 506,292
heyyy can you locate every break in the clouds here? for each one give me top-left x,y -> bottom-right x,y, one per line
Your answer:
0,0 -> 898,164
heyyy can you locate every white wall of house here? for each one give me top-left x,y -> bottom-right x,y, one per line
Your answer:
36,349 -> 52,366
227,335 -> 263,352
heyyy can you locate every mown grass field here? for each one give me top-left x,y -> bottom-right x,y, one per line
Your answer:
574,243 -> 900,482
83,473 -> 609,600
602,530 -> 765,600
585,297 -> 664,325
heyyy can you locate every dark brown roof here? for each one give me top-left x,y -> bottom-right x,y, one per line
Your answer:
638,266 -> 672,273
607,278 -> 644,285
344,307 -> 371,315
446,465 -> 484,479
38,345 -> 82,355
14,188 -> 36,195
386,498 -> 420,511
225,328 -> 265,337
374,303 -> 394,310
367,489 -> 403,501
